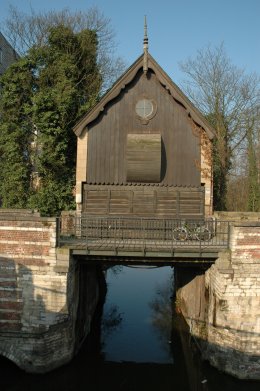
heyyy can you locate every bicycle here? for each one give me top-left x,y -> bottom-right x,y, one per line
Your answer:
172,221 -> 212,241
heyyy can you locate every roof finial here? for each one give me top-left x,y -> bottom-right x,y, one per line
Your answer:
143,15 -> 148,74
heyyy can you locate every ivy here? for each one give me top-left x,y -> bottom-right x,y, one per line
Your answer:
0,25 -> 101,216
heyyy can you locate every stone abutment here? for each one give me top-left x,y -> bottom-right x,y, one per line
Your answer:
0,210 -> 259,378
0,210 -> 105,373
177,218 -> 260,380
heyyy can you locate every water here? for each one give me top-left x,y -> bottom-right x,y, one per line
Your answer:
0,265 -> 259,391
102,265 -> 173,364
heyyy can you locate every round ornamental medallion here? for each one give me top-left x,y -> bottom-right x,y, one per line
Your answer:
135,98 -> 156,122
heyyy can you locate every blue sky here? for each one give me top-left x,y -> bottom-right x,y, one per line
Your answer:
1,0 -> 259,85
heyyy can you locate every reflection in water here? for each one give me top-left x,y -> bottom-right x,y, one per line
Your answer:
0,264 -> 259,391
101,265 -> 174,363
102,304 -> 123,340
101,265 -> 259,391
149,273 -> 174,354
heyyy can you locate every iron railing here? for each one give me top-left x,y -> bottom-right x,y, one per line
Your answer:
57,215 -> 231,252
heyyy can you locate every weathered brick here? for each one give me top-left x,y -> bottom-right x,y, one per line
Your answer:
0,301 -> 23,311
0,321 -> 22,331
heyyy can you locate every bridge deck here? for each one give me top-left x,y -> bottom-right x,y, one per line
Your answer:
58,216 -> 230,260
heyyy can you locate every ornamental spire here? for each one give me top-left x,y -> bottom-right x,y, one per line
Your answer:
143,15 -> 148,74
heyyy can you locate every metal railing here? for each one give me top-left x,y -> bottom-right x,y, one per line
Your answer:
57,215 -> 231,252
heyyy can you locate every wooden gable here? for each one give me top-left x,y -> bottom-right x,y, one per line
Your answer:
74,53 -> 215,217
73,53 -> 215,140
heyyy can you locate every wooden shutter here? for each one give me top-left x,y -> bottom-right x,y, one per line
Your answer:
126,134 -> 161,182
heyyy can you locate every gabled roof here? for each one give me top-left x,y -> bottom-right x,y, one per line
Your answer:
73,53 -> 216,139
0,32 -> 20,76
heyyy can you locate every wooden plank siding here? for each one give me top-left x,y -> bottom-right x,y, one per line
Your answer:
86,69 -> 201,187
83,185 -> 204,219
126,133 -> 161,182
81,68 -> 207,220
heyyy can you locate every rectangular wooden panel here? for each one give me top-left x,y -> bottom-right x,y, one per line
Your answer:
110,190 -> 130,214
126,134 -> 161,183
84,190 -> 108,214
83,185 -> 205,219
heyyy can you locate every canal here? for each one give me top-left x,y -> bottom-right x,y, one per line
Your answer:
0,265 -> 259,390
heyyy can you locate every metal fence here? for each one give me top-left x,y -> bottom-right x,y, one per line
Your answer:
57,215 -> 231,252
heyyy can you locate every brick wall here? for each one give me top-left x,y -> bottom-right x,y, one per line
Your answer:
177,221 -> 260,380
206,223 -> 260,379
0,213 -> 61,333
0,211 -> 102,373
0,214 -> 57,264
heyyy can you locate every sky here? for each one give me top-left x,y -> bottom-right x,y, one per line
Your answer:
1,0 -> 260,86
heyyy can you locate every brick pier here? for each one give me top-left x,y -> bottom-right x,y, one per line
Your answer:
177,219 -> 260,380
0,210 -> 102,373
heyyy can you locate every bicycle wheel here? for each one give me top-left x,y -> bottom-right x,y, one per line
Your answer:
173,227 -> 188,241
196,227 -> 211,241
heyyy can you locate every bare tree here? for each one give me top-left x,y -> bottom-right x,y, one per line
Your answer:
180,43 -> 260,210
244,106 -> 260,211
2,5 -> 126,92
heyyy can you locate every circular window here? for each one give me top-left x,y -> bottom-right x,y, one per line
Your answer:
135,99 -> 154,119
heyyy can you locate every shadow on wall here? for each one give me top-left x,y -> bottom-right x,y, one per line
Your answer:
0,255 -> 69,370
149,276 -> 260,388
0,255 -> 105,374
174,313 -> 260,391
0,256 -> 42,364
173,266 -> 260,382
0,267 -> 259,390
149,272 -> 260,388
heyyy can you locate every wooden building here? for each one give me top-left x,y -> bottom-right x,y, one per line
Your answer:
0,32 -> 19,76
74,24 -> 215,220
